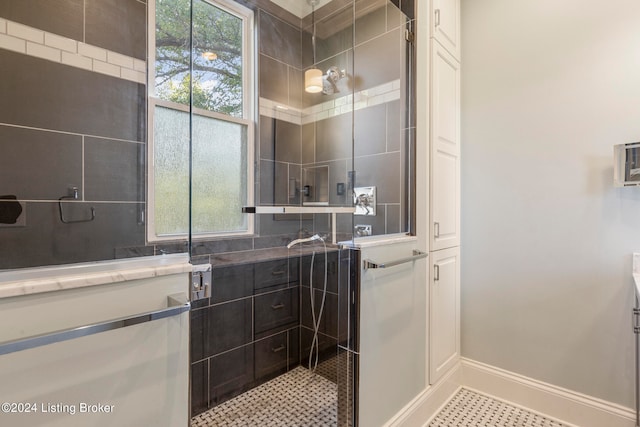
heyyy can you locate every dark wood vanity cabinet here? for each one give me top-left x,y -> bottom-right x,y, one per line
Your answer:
190,256 -> 301,416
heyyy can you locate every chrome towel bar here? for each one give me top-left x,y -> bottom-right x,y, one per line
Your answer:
363,250 -> 428,270
0,293 -> 190,356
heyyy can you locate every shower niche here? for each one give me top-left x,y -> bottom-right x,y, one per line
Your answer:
302,165 -> 329,205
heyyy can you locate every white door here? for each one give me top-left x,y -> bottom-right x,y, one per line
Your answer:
431,0 -> 461,61
429,246 -> 460,384
430,40 -> 460,251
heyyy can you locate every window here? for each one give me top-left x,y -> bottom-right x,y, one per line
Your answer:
148,0 -> 254,240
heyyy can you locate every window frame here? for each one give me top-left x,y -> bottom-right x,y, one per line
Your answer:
147,0 -> 255,242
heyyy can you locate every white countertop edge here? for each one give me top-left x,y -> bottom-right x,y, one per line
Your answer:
0,262 -> 193,299
342,233 -> 418,249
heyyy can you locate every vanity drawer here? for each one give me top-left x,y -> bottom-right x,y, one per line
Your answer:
254,258 -> 299,291
254,332 -> 288,380
254,288 -> 299,335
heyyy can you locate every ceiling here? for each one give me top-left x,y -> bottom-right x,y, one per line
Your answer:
269,0 -> 333,18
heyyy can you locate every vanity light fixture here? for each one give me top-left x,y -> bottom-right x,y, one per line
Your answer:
304,0 -> 322,93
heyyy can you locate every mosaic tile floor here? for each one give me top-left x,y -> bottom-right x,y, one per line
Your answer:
191,366 -> 337,427
429,388 -> 569,427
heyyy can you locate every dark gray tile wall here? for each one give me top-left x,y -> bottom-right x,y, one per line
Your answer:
255,1 -> 413,238
354,27 -> 403,91
258,8 -> 303,110
0,0 -> 84,41
84,137 -> 145,202
0,4 -> 146,270
355,3 -> 386,46
191,360 -> 208,415
259,10 -> 302,69
0,0 -> 146,60
259,55 -> 290,105
191,259 -> 303,416
85,0 -> 147,60
0,202 -> 145,269
0,50 -> 145,142
0,125 -> 83,201
273,120 -> 302,163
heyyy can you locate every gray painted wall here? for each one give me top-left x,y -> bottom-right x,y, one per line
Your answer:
461,0 -> 640,407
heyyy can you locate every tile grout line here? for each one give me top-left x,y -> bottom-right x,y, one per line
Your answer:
429,388 -> 571,427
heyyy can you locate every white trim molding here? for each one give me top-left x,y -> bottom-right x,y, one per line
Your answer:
380,359 -> 635,427
461,358 -> 636,427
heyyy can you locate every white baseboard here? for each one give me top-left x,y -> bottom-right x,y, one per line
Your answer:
461,358 -> 636,427
383,362 -> 463,427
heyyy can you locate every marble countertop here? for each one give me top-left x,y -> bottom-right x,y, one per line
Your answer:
0,244 -> 345,299
0,254 -> 192,300
210,244 -> 340,268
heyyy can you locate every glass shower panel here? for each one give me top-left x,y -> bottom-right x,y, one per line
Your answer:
351,0 -> 415,238
0,1 -> 150,270
301,1 -> 355,209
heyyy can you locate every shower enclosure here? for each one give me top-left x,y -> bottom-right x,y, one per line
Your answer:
0,0 -> 415,425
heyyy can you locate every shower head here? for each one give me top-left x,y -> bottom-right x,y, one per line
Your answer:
322,66 -> 348,95
287,234 -> 323,249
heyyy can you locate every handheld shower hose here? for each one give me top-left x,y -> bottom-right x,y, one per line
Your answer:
286,234 -> 328,373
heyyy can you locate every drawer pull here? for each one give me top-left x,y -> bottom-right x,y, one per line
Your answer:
271,303 -> 285,310
272,345 -> 286,353
271,270 -> 286,276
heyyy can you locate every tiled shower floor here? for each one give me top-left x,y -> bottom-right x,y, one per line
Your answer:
190,366 -> 337,427
429,388 -> 570,427
192,373 -> 569,427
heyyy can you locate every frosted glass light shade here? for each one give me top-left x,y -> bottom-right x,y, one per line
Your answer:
305,68 -> 323,93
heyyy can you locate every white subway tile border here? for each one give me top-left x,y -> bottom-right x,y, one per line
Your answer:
78,42 -> 107,62
44,33 -> 77,53
93,60 -> 121,78
133,59 -> 146,72
61,51 -> 93,71
26,41 -> 60,63
121,68 -> 146,85
7,21 -> 44,44
0,19 -> 146,85
0,33 -> 26,54
107,51 -> 134,69
259,79 -> 402,126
